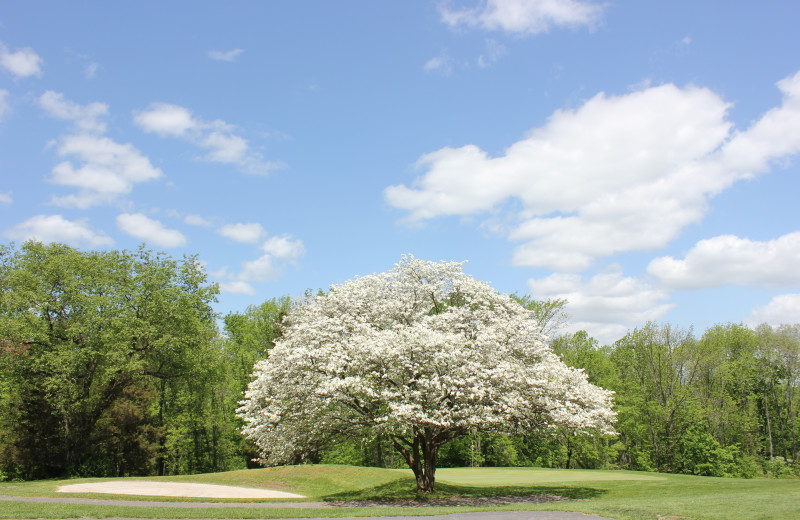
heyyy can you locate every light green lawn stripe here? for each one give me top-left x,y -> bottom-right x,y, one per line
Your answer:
432,468 -> 665,484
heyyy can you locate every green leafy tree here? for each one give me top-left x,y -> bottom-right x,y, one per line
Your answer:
755,323 -> 800,463
223,297 -> 292,393
695,324 -> 761,458
512,294 -> 569,337
610,323 -> 707,472
222,297 -> 293,466
0,242 -> 220,479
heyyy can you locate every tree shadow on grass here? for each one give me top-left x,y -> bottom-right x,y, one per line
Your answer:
322,476 -> 606,502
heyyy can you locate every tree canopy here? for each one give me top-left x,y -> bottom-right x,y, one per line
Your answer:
0,241 -> 226,478
237,255 -> 615,492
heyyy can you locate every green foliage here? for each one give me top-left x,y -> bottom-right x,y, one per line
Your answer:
320,439 -> 362,466
762,457 -> 798,478
483,435 -> 520,467
511,294 -> 569,337
222,297 -> 293,467
0,241 -> 230,479
676,425 -> 739,477
223,296 -> 292,392
437,434 -> 484,468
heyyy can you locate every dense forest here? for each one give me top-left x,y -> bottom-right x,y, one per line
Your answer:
1,242 -> 798,480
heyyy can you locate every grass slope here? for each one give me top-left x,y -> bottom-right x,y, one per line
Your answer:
1,465 -> 799,519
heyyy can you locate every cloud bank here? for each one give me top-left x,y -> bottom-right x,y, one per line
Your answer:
116,213 -> 187,248
5,214 -> 113,247
134,102 -> 281,175
387,71 -> 800,272
440,0 -> 605,35
208,48 -> 244,62
649,232 -> 800,290
39,92 -> 162,208
387,70 -> 800,341
215,225 -> 305,294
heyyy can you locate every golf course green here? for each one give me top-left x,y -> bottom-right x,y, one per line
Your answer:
0,465 -> 798,519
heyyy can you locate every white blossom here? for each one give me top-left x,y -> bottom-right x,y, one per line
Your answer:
237,255 -> 615,489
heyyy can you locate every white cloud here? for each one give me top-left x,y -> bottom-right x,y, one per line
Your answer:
132,102 -> 194,137
387,70 -> 800,271
440,0 -> 605,35
184,214 -> 213,227
214,234 -> 305,292
5,214 -> 113,247
38,92 -> 162,208
133,102 -> 280,174
0,41 -> 43,78
0,89 -> 9,121
219,280 -> 256,295
218,222 -> 266,244
648,232 -> 800,290
238,253 -> 280,282
528,267 -> 674,344
208,48 -> 244,62
48,134 -> 163,208
478,38 -> 506,68
746,294 -> 800,327
201,130 -> 249,163
85,62 -> 99,79
39,91 -> 108,134
424,55 -> 453,76
116,213 -> 186,247
720,71 -> 800,175
0,192 -> 11,204
262,234 -> 305,260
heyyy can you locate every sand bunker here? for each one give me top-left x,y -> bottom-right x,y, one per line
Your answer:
56,481 -> 306,499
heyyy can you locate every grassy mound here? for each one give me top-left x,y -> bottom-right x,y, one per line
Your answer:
164,464 -> 409,498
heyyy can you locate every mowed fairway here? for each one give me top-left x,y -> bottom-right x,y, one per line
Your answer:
432,467 -> 800,520
434,467 -> 665,485
1,465 -> 800,519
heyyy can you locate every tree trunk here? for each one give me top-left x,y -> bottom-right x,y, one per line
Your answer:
392,428 -> 441,493
771,380 -> 788,458
765,387 -> 774,459
157,379 -> 167,476
792,398 -> 797,462
414,464 -> 436,493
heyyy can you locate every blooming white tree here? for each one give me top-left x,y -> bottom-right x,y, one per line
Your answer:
238,256 -> 615,492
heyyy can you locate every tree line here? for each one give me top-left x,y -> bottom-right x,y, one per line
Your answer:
0,242 -> 244,479
1,242 -> 798,480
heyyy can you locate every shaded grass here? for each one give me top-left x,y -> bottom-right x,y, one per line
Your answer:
323,477 -> 603,501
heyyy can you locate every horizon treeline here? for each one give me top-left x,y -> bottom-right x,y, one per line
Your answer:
0,242 -> 798,480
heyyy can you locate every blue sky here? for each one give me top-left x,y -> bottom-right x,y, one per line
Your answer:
2,1 -> 800,343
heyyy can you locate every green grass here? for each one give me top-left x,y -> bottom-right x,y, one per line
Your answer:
435,467 -> 666,484
2,465 -> 800,519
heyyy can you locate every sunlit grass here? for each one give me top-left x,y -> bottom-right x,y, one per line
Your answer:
434,467 -> 665,484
